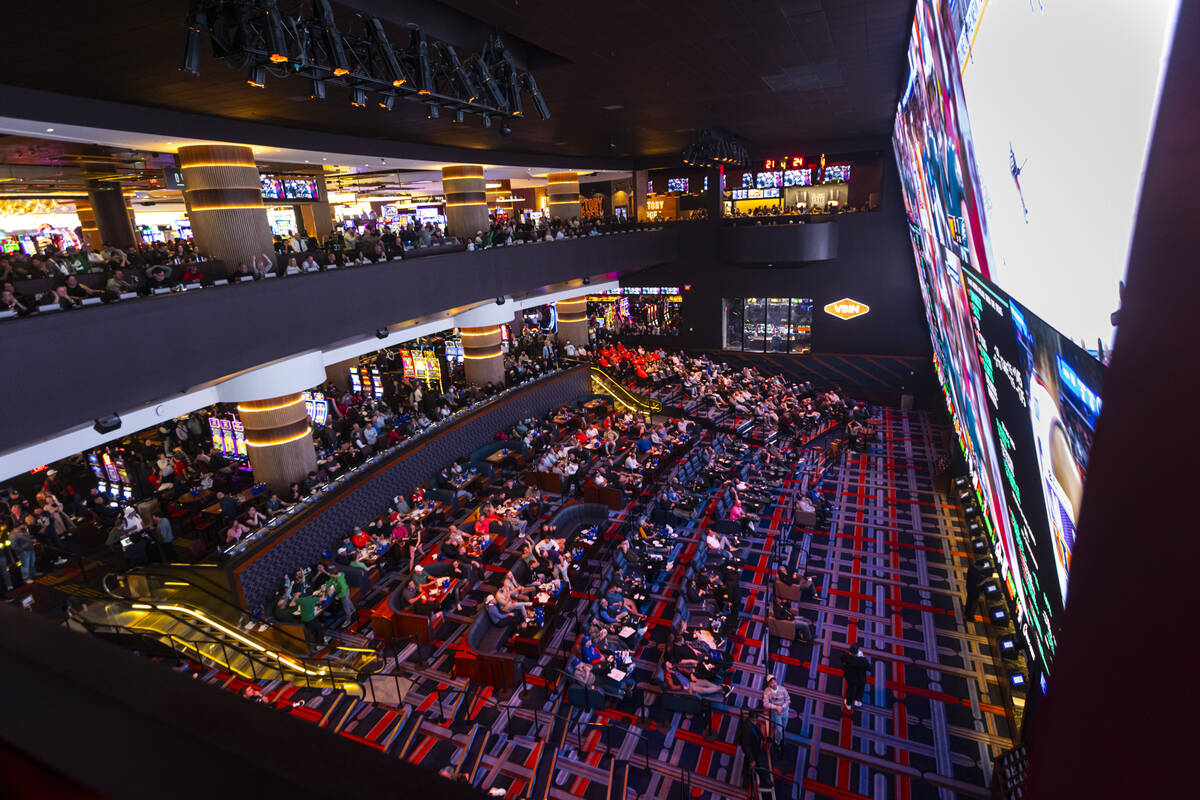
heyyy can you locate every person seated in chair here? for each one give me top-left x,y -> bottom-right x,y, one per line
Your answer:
484,594 -> 522,629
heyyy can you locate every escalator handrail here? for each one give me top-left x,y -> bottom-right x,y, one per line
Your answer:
93,599 -> 375,681
588,365 -> 662,414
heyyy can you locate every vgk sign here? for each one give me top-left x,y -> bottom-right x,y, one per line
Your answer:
823,298 -> 870,321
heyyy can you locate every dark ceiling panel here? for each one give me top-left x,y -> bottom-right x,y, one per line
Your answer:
0,0 -> 915,161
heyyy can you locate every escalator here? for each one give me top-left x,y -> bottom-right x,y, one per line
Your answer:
71,569 -> 379,691
589,365 -> 662,418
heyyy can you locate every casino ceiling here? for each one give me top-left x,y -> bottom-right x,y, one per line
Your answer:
1,0 -> 914,162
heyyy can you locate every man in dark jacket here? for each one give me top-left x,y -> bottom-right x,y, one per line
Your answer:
840,642 -> 869,711
963,560 -> 991,620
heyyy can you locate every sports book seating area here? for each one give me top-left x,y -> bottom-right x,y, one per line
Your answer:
90,349 -> 1013,800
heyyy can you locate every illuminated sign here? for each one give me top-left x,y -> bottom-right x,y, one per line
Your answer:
764,156 -> 805,170
823,298 -> 871,321
647,199 -> 665,211
730,188 -> 780,200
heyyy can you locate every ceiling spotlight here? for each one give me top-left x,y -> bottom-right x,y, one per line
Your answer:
310,78 -> 326,101
426,103 -> 440,120
247,65 -> 266,88
378,93 -> 395,110
452,109 -> 465,124
582,276 -> 591,285
375,328 -> 389,339
500,123 -> 512,136
481,114 -> 492,129
351,87 -> 367,107
495,296 -> 506,305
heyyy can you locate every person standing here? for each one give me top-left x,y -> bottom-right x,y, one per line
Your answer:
736,710 -> 766,786
152,512 -> 177,561
294,589 -> 326,651
11,524 -> 38,584
840,642 -> 870,712
963,560 -> 990,620
761,675 -> 791,747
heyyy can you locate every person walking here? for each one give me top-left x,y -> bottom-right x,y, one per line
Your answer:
762,675 -> 791,747
963,560 -> 990,620
840,642 -> 870,712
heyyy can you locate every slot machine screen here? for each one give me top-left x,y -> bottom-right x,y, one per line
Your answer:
114,455 -> 130,485
218,418 -> 236,457
302,391 -> 315,421
232,420 -> 247,458
370,367 -> 384,398
122,486 -> 134,500
88,453 -> 104,480
349,367 -> 362,394
209,417 -> 223,451
101,452 -> 120,483
312,392 -> 328,425
97,480 -> 108,497
400,350 -> 416,379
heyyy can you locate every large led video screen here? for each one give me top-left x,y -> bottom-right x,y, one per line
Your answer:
948,0 -> 1178,355
894,0 -> 1175,673
964,269 -> 1103,668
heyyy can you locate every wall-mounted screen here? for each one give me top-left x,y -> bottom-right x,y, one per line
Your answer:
666,178 -> 688,193
893,0 -> 1175,673
722,297 -> 812,354
260,174 -> 321,201
823,165 -> 851,182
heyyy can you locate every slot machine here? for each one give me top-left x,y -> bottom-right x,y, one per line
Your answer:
101,452 -> 120,483
312,392 -> 328,425
370,367 -> 384,399
349,367 -> 363,394
232,420 -> 247,458
302,391 -> 315,421
219,418 -> 236,457
400,350 -> 416,379
87,453 -> 104,481
209,417 -> 223,452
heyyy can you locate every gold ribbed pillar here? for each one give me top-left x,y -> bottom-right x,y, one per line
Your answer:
547,171 -> 581,221
76,182 -> 136,250
555,295 -> 589,349
441,165 -> 490,239
178,145 -> 274,272
75,200 -> 101,250
238,393 -> 317,492
460,325 -> 506,387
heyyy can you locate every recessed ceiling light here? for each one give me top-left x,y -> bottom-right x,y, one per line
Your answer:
45,127 -> 54,132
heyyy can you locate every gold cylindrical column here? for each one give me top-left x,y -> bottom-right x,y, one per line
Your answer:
460,325 -> 506,387
178,144 -> 274,273
547,171 -> 581,221
77,182 -> 137,250
555,295 -> 589,350
441,165 -> 490,239
238,393 -> 317,492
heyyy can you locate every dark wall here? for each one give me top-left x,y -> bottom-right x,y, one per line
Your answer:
0,230 -> 677,452
625,162 -> 930,358
229,367 -> 590,612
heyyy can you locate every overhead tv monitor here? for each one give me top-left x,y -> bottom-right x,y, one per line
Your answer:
260,173 -> 321,201
666,177 -> 688,193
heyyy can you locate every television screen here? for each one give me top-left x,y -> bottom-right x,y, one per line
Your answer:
947,0 -> 1178,354
755,171 -> 782,189
823,165 -> 851,182
667,178 -> 688,193
260,173 -> 321,201
782,169 -> 812,187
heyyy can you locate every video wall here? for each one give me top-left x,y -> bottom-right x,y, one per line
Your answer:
893,0 -> 1177,673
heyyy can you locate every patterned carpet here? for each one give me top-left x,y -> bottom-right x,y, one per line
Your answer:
184,407 -> 1013,800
